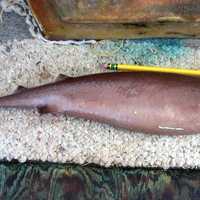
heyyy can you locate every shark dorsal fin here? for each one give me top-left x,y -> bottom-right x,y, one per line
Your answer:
14,86 -> 27,94
56,74 -> 72,82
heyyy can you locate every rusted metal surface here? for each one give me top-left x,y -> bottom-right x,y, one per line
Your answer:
28,0 -> 200,40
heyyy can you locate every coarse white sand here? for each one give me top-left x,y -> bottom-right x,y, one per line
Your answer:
0,39 -> 200,169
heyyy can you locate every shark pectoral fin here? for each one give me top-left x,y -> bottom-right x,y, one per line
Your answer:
56,74 -> 72,82
37,106 -> 51,114
37,105 -> 63,116
14,85 -> 27,94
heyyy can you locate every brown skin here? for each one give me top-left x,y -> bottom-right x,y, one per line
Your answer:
0,72 -> 200,135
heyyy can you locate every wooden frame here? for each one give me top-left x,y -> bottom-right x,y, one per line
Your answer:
29,0 -> 200,40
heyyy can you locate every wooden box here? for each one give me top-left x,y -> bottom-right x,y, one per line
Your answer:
29,0 -> 200,40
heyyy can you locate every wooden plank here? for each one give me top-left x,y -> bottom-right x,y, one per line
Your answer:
28,0 -> 200,40
51,0 -> 200,23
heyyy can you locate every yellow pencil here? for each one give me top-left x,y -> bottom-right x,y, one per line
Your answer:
101,63 -> 200,77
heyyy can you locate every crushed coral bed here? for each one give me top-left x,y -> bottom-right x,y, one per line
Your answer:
0,38 -> 200,169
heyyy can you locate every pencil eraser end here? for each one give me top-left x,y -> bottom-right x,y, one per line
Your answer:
99,64 -> 107,70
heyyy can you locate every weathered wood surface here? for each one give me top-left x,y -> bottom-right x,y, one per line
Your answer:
28,0 -> 200,40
